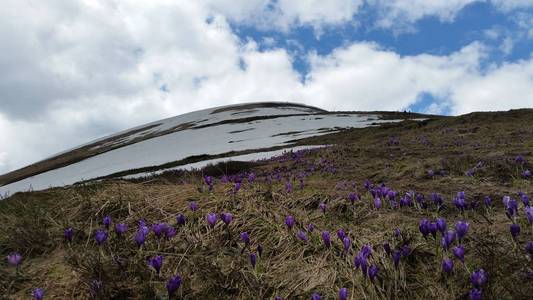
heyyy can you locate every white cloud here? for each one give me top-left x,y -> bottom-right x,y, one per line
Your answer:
0,0 -> 532,174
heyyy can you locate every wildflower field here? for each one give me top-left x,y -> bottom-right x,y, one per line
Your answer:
1,109 -> 532,299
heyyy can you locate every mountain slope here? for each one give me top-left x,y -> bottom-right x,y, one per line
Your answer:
0,102 -> 428,196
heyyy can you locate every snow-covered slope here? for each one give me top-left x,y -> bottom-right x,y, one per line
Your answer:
0,102 -> 411,197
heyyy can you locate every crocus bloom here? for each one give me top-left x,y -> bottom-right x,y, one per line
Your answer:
525,241 -> 533,255
401,244 -> 411,257
148,255 -> 164,275
393,250 -> 401,268
306,223 -> 314,232
453,245 -> 465,262
32,288 -> 44,300
115,223 -> 128,236
455,221 -> 469,240
470,269 -> 488,288
436,218 -> 447,234
441,230 -> 456,250
469,289 -> 482,300
95,230 -> 108,245
285,216 -> 295,229
510,223 -> 520,239
165,226 -> 177,239
321,231 -> 331,248
374,197 -> 382,209
343,237 -> 351,253
206,213 -> 217,227
339,287 -> 348,300
484,196 -> 492,207
453,197 -> 467,211
103,216 -> 112,228
368,264 -> 378,281
176,214 -> 186,226
297,230 -> 308,243
220,212 -> 233,225
337,229 -> 346,240
135,230 -> 146,247
166,275 -> 182,298
431,193 -> 443,206
240,232 -> 250,245
152,223 -> 168,238
515,155 -> 525,164
526,207 -> 533,224
319,203 -> 326,213
522,170 -> 531,178
394,228 -> 401,237
7,252 -> 22,266
250,253 -> 257,267
285,181 -> 292,193
189,201 -> 198,212
311,292 -> 321,300
383,242 -> 391,255
233,182 -> 241,194
419,219 -> 430,239
64,227 -> 74,242
138,220 -> 149,235
442,258 -> 454,274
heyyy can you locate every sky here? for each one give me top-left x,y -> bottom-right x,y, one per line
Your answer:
0,0 -> 532,174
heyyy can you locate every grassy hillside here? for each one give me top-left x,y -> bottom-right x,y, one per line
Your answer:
1,109 -> 532,299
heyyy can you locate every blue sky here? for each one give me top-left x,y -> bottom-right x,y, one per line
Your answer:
0,0 -> 532,173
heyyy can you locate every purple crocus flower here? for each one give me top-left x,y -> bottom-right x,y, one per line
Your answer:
442,258 -> 454,274
429,222 -> 438,239
368,264 -> 378,281
455,221 -> 469,240
275,296 -> 282,300
206,213 -> 217,228
176,213 -> 186,226
525,241 -> 533,255
343,237 -> 351,253
319,203 -> 326,214
505,198 -> 519,218
520,193 -> 530,206
204,175 -> 214,192
321,231 -> 331,248
103,216 -> 112,229
470,269 -> 488,288
285,216 -> 295,229
393,228 -> 401,237
522,170 -> 531,178
348,192 -> 358,203
32,288 -> 44,300
515,155 -> 525,164
220,212 -> 233,225
453,196 -> 467,211
339,287 -> 348,300
436,218 -> 447,234
148,255 -> 163,275
419,218 -> 430,239
285,181 -> 292,193
166,275 -> 182,298
374,197 -> 382,209
337,229 -> 346,240
311,292 -> 321,300
393,250 -> 401,268
297,230 -> 308,243
401,244 -> 411,257
189,201 -> 198,212
64,227 -> 74,242
135,230 -> 146,248
250,253 -> 257,267
453,245 -> 465,262
469,289 -> 482,300
7,252 -> 22,266
240,232 -> 250,245
510,223 -> 520,239
441,230 -> 456,250
483,196 -> 492,208
115,223 -> 128,236
152,223 -> 168,238
383,241 -> 391,255
165,226 -> 177,239
95,230 -> 108,245
306,223 -> 314,232
431,193 -> 443,206
138,220 -> 149,235
526,206 -> 533,224
233,182 -> 241,194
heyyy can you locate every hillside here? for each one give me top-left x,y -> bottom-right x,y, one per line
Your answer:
0,102 -> 429,197
1,108 -> 532,299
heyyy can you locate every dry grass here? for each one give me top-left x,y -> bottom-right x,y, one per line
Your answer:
1,109 -> 533,299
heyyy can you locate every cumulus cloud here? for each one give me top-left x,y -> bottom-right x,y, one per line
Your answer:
0,0 -> 532,173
